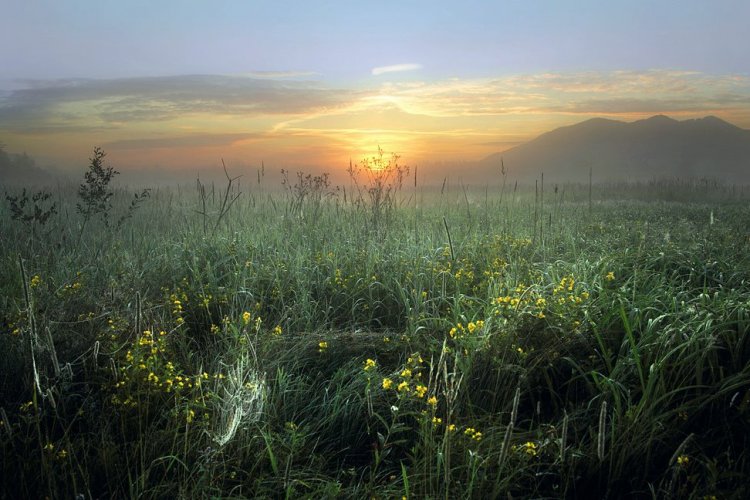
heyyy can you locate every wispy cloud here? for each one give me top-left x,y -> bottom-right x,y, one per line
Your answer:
369,70 -> 750,119
0,75 -> 369,133
372,64 -> 422,76
104,132 -> 262,150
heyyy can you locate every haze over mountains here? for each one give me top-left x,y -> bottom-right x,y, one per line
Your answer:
3,115 -> 750,186
479,115 -> 750,183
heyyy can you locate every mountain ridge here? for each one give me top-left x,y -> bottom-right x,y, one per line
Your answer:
480,115 -> 750,182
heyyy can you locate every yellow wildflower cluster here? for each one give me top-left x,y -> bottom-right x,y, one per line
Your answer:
285,421 -> 299,432
513,441 -> 538,457
382,353 -> 431,402
491,276 -> 591,330
464,427 -> 483,441
239,311 -> 264,337
30,274 -> 41,288
318,341 -> 328,353
363,358 -> 377,372
111,327 -> 218,426
333,268 -> 349,288
449,320 -> 485,339
168,291 -> 186,326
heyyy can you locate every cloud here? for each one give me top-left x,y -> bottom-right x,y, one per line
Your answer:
368,70 -> 750,119
104,133 -> 262,150
558,98 -> 721,115
0,75 -> 370,133
372,64 -> 422,76
236,71 -> 319,79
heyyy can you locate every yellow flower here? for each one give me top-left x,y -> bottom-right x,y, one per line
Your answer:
364,358 -> 377,371
30,275 -> 41,288
414,384 -> 428,398
242,311 -> 252,325
447,424 -> 457,433
382,377 -> 393,390
605,272 -> 615,281
520,441 -> 537,456
427,396 -> 438,407
318,341 -> 328,353
400,368 -> 412,378
397,381 -> 410,393
432,416 -> 442,426
272,325 -> 283,336
677,455 -> 689,466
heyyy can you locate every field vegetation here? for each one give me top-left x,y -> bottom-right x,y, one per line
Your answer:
1,150 -> 750,499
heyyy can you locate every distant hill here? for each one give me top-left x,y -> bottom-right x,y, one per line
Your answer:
480,115 -> 750,183
0,147 -> 54,186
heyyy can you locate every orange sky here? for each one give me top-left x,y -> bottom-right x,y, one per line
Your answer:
2,70 -> 750,182
3,2 -> 750,182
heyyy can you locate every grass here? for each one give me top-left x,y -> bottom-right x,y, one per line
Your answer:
1,174 -> 749,499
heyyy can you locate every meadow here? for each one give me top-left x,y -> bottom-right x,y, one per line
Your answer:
1,154 -> 749,499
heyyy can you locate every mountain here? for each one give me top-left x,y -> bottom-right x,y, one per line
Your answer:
480,115 -> 750,183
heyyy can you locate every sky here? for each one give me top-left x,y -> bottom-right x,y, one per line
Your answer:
1,0 -> 750,179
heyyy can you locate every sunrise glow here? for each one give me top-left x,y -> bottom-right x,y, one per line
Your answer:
1,1 -> 749,182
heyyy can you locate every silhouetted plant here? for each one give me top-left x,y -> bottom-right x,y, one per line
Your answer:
281,169 -> 337,219
5,189 -> 58,247
347,147 -> 409,231
195,160 -> 241,235
5,189 -> 57,227
75,147 -> 149,246
77,147 -> 118,228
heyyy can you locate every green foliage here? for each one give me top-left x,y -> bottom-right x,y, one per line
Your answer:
1,176 -> 749,498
